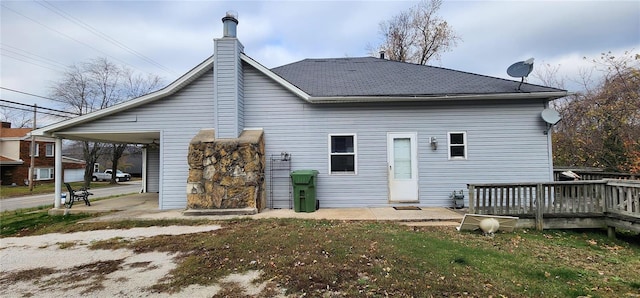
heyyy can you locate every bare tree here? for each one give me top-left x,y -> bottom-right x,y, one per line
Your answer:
1,107 -> 32,128
50,57 -> 164,186
374,0 -> 460,65
108,66 -> 163,184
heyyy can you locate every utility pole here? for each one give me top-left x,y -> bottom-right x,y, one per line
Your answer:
28,104 -> 37,192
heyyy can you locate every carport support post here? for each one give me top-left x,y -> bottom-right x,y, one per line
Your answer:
141,146 -> 147,193
54,138 -> 62,209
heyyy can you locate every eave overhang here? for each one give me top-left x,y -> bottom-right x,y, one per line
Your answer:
306,91 -> 571,104
30,56 -> 215,138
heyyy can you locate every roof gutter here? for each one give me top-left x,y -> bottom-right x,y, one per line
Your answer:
308,91 -> 570,104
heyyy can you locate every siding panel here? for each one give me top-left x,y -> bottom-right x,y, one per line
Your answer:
243,66 -> 552,208
62,70 -> 215,209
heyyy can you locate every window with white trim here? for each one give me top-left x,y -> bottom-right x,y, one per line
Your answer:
448,132 -> 467,160
45,143 -> 54,157
329,134 -> 357,174
29,143 -> 39,157
35,168 -> 54,180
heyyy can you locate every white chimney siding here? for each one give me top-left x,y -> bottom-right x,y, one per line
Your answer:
213,14 -> 244,139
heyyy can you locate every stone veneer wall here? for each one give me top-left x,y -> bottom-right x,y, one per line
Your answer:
186,129 -> 265,211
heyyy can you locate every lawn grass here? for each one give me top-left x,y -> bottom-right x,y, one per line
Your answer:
0,207 -> 213,237
1,210 -> 638,297
0,181 -> 118,199
92,219 -> 640,297
0,207 -> 96,237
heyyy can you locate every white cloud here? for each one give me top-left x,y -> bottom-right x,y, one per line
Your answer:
1,0 -> 638,111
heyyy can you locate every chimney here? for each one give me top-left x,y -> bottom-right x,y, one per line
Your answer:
213,11 -> 244,139
1,122 -> 11,128
379,50 -> 385,59
222,11 -> 238,38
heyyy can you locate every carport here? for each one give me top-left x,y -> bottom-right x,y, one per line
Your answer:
31,129 -> 161,209
29,58 -> 215,210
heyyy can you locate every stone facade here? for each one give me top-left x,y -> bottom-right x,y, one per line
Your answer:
186,129 -> 265,211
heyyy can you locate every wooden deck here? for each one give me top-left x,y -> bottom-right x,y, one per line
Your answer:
467,180 -> 640,235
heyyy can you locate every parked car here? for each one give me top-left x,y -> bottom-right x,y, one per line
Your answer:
92,169 -> 131,182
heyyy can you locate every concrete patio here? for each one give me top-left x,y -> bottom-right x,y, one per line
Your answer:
50,193 -> 465,226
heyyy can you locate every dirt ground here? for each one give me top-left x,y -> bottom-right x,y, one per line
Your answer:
0,225 -> 282,297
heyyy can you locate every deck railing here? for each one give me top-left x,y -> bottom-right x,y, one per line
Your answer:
468,180 -> 639,231
605,180 -> 640,217
553,169 -> 638,181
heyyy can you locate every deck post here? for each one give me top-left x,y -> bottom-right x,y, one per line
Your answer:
607,226 -> 616,239
535,183 -> 544,230
468,185 -> 475,214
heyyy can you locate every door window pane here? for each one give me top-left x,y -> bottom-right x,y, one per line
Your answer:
393,138 -> 412,179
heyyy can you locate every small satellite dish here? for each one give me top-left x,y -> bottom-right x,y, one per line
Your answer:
507,58 -> 534,91
541,108 -> 561,125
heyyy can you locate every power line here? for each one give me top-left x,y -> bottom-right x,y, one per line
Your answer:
0,99 -> 79,115
0,104 -> 73,118
37,0 -> 178,76
0,3 -> 154,76
0,43 -> 68,69
0,87 -> 66,103
0,52 -> 59,72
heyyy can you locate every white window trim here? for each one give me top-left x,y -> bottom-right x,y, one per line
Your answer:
448,131 -> 467,160
35,167 -> 54,180
30,143 -> 39,157
45,143 -> 54,157
328,133 -> 358,175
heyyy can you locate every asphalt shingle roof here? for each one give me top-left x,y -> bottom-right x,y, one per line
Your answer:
271,57 -> 564,97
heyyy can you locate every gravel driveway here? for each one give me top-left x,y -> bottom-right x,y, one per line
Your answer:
0,225 -> 275,297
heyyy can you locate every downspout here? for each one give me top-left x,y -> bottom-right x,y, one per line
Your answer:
54,137 -> 62,208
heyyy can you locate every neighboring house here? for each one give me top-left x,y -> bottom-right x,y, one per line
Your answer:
0,122 -> 85,185
31,13 -> 567,210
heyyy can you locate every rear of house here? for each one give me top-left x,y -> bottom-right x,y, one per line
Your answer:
30,13 -> 566,210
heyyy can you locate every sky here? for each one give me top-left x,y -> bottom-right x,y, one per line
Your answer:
1,0 -> 639,125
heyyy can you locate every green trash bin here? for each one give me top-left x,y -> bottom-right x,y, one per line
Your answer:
290,170 -> 319,213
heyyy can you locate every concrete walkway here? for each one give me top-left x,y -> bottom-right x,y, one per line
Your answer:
1,181 -> 142,212
52,193 -> 465,226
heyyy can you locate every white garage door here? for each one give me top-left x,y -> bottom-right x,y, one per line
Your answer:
64,169 -> 84,182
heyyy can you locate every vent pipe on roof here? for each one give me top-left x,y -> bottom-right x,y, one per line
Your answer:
222,11 -> 238,37
379,50 -> 385,59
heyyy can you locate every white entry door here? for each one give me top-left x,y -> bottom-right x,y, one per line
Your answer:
387,132 -> 419,202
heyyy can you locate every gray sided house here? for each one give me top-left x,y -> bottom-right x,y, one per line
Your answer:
31,14 -> 567,211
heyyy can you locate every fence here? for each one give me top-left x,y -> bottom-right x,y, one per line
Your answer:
468,180 -> 640,231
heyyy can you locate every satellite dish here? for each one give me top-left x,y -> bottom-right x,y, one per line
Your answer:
541,108 -> 561,125
507,58 -> 534,91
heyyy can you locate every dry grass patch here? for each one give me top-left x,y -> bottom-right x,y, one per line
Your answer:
88,218 -> 640,297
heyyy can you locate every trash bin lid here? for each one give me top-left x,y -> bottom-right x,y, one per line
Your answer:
291,170 -> 319,176
290,170 -> 319,184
